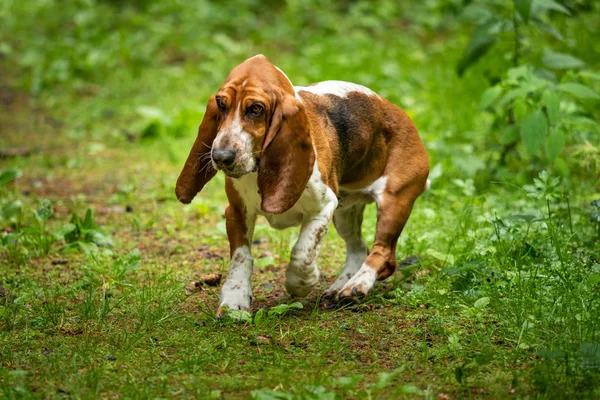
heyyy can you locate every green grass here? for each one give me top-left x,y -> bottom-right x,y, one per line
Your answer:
1,1 -> 599,398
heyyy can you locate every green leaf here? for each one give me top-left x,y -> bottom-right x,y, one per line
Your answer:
85,229 -> 113,247
35,199 -> 53,222
0,169 -> 22,188
557,83 -> 600,100
499,125 -> 519,145
455,365 -> 463,384
542,51 -> 585,70
474,297 -> 490,309
541,90 -> 560,124
54,223 -> 77,241
507,65 -> 531,82
226,310 -> 252,323
251,389 -> 293,400
514,0 -> 532,22
532,0 -> 571,16
82,209 -> 96,229
513,98 -> 530,124
553,157 -> 569,176
520,109 -> 548,156
75,241 -> 99,255
580,71 -> 600,81
562,115 -> 600,128
545,128 -> 565,161
532,19 -> 563,40
253,308 -> 266,326
480,86 -> 503,109
1,200 -> 22,223
289,301 -> 303,309
498,83 -> 539,107
267,302 -> 303,317
457,35 -> 497,77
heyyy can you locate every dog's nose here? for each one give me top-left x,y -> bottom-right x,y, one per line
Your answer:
212,149 -> 236,167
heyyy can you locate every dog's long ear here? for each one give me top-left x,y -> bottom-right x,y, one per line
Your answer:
258,95 -> 315,214
175,96 -> 220,204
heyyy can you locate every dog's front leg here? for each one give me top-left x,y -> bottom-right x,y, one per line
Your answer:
217,184 -> 257,317
285,190 -> 338,297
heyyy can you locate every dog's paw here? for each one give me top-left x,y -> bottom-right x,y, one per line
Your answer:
285,281 -> 315,297
217,285 -> 252,318
284,266 -> 319,298
320,288 -> 339,309
337,266 -> 377,301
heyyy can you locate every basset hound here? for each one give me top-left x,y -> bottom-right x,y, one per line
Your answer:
176,55 -> 429,316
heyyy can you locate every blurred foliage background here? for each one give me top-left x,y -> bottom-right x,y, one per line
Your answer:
1,0 -> 598,183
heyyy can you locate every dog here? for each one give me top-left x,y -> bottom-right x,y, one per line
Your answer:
176,55 -> 429,316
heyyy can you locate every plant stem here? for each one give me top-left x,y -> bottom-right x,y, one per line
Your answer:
512,8 -> 521,67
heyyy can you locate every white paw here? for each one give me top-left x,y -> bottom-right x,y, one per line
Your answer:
338,264 -> 377,299
217,281 -> 252,317
285,263 -> 319,298
323,269 -> 356,298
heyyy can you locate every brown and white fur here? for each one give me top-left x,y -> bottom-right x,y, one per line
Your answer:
175,55 -> 429,316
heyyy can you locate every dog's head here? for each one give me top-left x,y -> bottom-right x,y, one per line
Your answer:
175,55 -> 314,214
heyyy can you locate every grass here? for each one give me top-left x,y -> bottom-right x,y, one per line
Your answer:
1,1 -> 599,398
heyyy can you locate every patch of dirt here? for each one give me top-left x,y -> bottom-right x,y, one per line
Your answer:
0,75 -> 64,151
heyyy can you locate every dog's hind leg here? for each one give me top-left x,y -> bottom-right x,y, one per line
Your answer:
337,177 -> 427,301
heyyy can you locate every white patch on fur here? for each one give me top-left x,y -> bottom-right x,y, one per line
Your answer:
338,176 -> 388,208
340,262 -> 377,295
296,81 -> 378,98
325,249 -> 364,294
219,245 -> 254,312
232,156 -> 337,297
232,160 -> 335,229
212,104 -> 256,175
363,176 -> 387,206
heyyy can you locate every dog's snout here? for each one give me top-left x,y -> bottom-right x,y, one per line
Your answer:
212,149 -> 236,167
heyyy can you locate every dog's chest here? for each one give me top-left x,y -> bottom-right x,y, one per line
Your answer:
231,167 -> 332,229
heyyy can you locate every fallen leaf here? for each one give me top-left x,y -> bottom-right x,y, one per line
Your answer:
185,273 -> 222,295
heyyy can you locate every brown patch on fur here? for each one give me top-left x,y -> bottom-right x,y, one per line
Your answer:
175,96 -> 220,203
258,95 -> 315,214
225,178 -> 249,256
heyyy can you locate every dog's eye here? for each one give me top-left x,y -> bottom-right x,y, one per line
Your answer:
247,104 -> 264,117
216,97 -> 226,112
